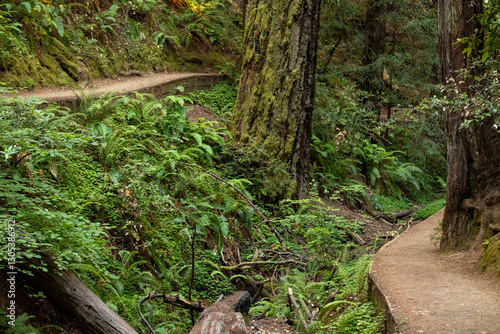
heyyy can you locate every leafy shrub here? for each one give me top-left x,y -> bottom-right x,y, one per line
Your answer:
187,81 -> 237,121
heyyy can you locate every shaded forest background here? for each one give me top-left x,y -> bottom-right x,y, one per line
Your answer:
0,0 -> 498,332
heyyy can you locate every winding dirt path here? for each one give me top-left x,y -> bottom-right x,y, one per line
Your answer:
7,72 -> 221,102
370,210 -> 500,333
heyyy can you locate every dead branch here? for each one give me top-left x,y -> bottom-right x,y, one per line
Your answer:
179,162 -> 286,251
377,206 -> 425,222
324,286 -> 342,305
138,292 -> 160,334
220,260 -> 307,271
288,287 -> 308,329
339,226 -> 366,245
240,275 -> 274,300
299,299 -> 312,320
378,217 -> 394,226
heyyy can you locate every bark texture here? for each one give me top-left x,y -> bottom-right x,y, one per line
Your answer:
438,0 -> 500,249
229,0 -> 321,199
362,0 -> 387,93
189,291 -> 251,334
14,242 -> 138,334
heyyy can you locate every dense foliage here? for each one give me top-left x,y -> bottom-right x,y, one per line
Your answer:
0,0 -> 467,332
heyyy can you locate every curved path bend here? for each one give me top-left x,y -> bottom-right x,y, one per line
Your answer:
370,210 -> 500,334
7,72 -> 225,109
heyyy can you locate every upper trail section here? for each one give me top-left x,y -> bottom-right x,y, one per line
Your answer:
6,72 -> 225,109
370,210 -> 500,334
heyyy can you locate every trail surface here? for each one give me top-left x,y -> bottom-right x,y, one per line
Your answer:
370,210 -> 500,333
7,72 -> 219,101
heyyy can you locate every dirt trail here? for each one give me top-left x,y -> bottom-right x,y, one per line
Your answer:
370,210 -> 500,333
7,72 -> 219,101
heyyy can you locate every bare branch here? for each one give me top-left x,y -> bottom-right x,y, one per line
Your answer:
220,260 -> 307,271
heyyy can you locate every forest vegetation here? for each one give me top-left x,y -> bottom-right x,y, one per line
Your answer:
0,0 -> 499,333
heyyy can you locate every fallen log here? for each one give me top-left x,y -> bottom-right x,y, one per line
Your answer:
378,206 -> 424,222
190,291 -> 251,334
13,240 -> 138,334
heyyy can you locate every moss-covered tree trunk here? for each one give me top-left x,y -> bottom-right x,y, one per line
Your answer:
229,0 -> 321,200
438,0 -> 500,249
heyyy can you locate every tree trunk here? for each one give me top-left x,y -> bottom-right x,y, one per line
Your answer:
438,0 -> 500,249
189,291 -> 251,334
229,0 -> 321,200
14,243 -> 138,334
362,0 -> 387,94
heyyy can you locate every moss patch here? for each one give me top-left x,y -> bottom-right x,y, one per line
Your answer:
480,234 -> 500,276
0,55 -> 76,89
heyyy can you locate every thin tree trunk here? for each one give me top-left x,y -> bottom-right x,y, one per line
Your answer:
229,0 -> 321,200
362,0 -> 387,94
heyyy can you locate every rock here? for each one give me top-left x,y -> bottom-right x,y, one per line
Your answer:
190,291 -> 251,334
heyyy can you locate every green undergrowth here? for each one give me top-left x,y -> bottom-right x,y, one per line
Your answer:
0,0 -> 242,89
0,89 -> 387,332
412,198 -> 446,220
187,81 -> 238,123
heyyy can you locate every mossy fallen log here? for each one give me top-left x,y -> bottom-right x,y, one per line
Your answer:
12,236 -> 138,334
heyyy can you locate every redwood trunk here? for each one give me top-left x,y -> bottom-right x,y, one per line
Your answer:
229,0 -> 321,199
438,0 -> 500,249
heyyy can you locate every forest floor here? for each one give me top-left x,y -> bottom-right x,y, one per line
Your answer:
10,73 -> 490,334
370,210 -> 500,334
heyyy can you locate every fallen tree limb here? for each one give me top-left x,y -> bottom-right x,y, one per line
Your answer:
324,286 -> 342,305
299,299 -> 312,320
339,226 -> 366,245
288,287 -> 308,329
190,291 -> 251,334
13,231 -> 138,334
220,260 -> 307,271
379,207 -> 424,222
138,292 -> 204,333
179,162 -> 286,251
242,275 -> 274,300
378,217 -> 394,226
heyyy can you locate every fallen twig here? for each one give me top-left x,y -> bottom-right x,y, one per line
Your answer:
339,226 -> 366,245
138,292 -> 205,333
288,287 -> 308,329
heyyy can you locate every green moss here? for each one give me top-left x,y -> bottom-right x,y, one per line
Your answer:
47,38 -> 81,80
480,234 -> 500,276
0,54 -> 76,89
413,199 -> 446,220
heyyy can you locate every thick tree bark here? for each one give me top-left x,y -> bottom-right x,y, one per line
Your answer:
229,0 -> 321,199
438,0 -> 500,249
14,242 -> 138,334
